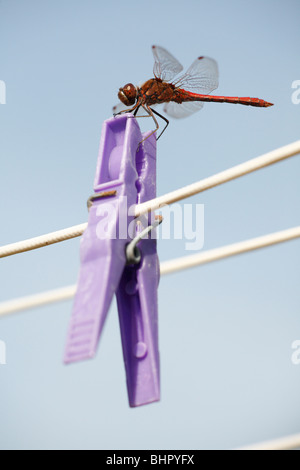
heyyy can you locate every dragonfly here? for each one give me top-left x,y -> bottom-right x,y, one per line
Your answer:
113,45 -> 273,141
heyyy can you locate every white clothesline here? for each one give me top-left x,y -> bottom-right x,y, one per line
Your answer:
0,225 -> 299,317
161,225 -> 300,275
135,139 -> 300,216
237,432 -> 300,450
0,224 -> 87,259
0,139 -> 299,259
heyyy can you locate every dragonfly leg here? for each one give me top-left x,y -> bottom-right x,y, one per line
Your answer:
133,105 -> 141,116
113,101 -> 140,117
137,105 -> 160,145
150,107 -> 169,140
131,105 -> 153,118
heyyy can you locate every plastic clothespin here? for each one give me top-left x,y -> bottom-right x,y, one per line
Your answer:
64,115 -> 160,407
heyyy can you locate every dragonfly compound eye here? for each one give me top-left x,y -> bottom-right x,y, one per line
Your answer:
118,83 -> 137,106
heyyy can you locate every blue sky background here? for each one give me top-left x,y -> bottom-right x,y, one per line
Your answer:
0,0 -> 299,450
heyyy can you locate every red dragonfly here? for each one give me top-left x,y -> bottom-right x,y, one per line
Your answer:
114,45 -> 273,140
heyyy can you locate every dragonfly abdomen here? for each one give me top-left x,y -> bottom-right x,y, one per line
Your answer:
175,89 -> 273,108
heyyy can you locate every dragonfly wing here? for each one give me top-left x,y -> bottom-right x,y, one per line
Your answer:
112,102 -> 129,114
152,45 -> 184,82
163,101 -> 204,119
174,56 -> 219,94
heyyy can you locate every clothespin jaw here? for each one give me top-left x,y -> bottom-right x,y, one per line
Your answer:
64,115 -> 160,407
64,116 -> 140,364
117,133 -> 160,407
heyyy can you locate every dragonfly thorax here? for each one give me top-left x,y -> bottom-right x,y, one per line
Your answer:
118,83 -> 137,106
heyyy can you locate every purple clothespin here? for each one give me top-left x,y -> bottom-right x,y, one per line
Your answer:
64,115 -> 160,407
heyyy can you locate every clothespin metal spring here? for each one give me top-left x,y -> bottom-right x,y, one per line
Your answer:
126,216 -> 163,265
87,190 -> 117,211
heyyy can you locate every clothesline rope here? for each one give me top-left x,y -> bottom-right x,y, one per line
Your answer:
0,223 -> 87,259
161,225 -> 300,275
0,225 -> 299,317
0,139 -> 299,259
135,139 -> 300,216
237,432 -> 300,451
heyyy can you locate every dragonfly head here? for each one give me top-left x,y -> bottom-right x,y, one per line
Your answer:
118,83 -> 137,106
